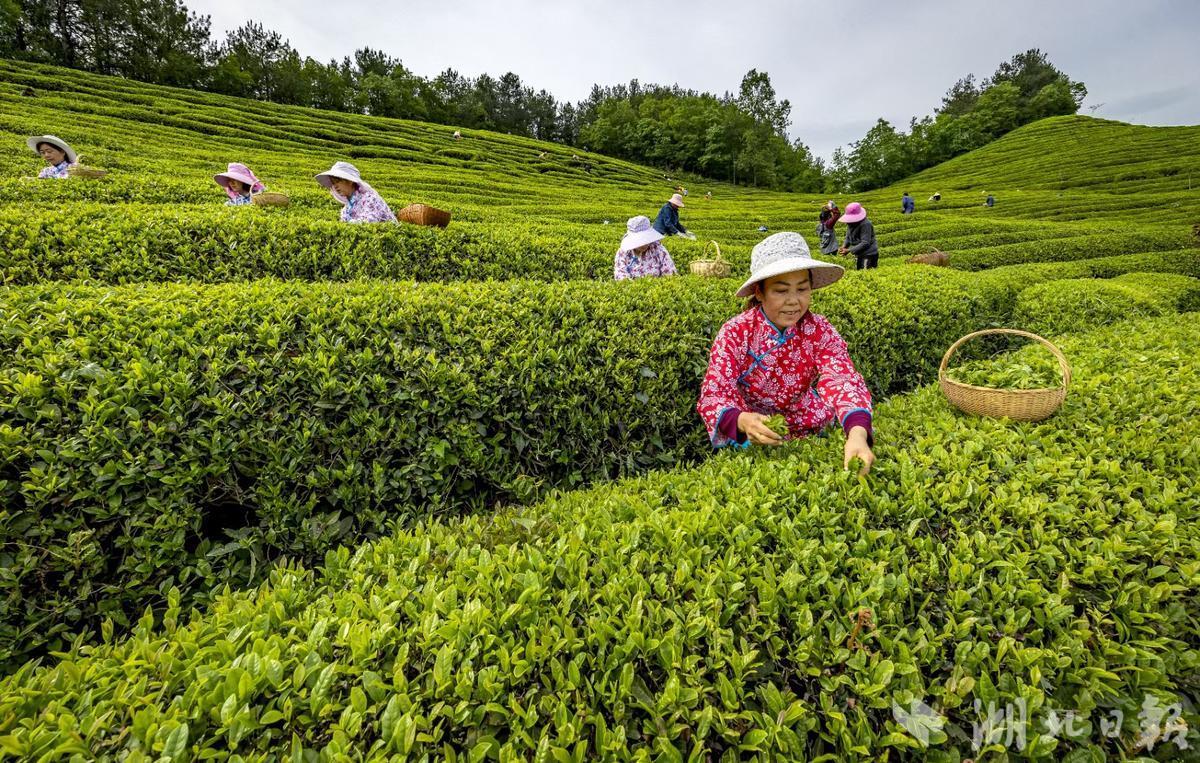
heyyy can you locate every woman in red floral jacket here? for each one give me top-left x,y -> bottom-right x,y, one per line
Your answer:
696,232 -> 876,475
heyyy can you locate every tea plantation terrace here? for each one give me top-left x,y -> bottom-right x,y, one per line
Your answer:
0,58 -> 1198,758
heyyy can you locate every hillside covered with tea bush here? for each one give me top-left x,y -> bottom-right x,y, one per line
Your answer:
2,60 -> 1198,283
0,60 -> 1198,758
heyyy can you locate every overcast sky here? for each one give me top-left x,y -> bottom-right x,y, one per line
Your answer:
188,0 -> 1200,160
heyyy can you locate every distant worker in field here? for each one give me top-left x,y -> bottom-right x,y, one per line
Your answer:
838,202 -> 878,270
902,191 -> 915,214
27,135 -> 76,179
653,193 -> 695,239
817,200 -> 841,256
315,161 -> 397,224
696,232 -> 875,475
985,193 -> 995,207
614,215 -> 678,280
705,191 -> 713,200
213,163 -> 266,206
929,191 -> 942,203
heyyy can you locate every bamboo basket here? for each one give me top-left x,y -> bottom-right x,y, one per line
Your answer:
398,203 -> 451,228
67,155 -> 107,179
251,191 -> 291,207
939,328 -> 1071,422
689,240 -> 731,278
906,247 -> 949,266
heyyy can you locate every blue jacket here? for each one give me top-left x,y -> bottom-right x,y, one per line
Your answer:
652,203 -> 687,236
901,195 -> 915,213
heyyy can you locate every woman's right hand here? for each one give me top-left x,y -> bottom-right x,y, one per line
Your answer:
737,412 -> 785,446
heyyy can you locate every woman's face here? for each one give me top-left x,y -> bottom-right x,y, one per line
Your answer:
757,271 -> 813,330
38,143 -> 66,165
227,179 -> 248,194
331,178 -> 358,199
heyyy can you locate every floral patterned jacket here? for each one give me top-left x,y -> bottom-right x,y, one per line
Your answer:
697,307 -> 873,448
39,161 -> 71,179
614,243 -> 678,280
342,188 -> 397,223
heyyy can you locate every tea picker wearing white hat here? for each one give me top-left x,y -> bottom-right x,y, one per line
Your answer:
27,135 -> 77,179
614,216 -> 678,280
652,193 -> 695,240
314,161 -> 397,223
696,232 -> 875,475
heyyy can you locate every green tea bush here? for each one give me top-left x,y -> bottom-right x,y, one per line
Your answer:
1013,272 -> 1200,337
985,249 -> 1200,281
947,230 -> 1193,271
1,315 -> 1197,760
0,266 -> 1049,664
0,205 -> 625,284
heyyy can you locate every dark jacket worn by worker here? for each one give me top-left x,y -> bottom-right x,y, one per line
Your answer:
653,203 -> 687,236
844,219 -> 878,259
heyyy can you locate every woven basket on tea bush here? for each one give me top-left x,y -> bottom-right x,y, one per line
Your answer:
251,191 -> 291,207
399,203 -> 451,228
907,247 -> 949,266
939,328 -> 1071,421
67,155 -> 107,179
689,240 -> 731,278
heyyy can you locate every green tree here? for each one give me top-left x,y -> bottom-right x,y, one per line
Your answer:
1026,80 -> 1080,121
495,72 -> 530,134
210,21 -> 301,102
938,74 -> 980,117
987,48 -> 1086,104
304,57 -> 353,112
969,81 -> 1021,140
736,68 -> 790,136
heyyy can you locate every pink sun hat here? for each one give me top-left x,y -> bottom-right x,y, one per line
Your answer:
841,202 -> 867,223
214,163 -> 266,197
668,193 -> 686,208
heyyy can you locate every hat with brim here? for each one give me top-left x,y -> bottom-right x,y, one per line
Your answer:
669,193 -> 685,208
736,232 -> 844,298
315,161 -> 364,202
620,215 -> 664,250
841,202 -> 867,224
214,162 -> 264,192
27,135 -> 77,164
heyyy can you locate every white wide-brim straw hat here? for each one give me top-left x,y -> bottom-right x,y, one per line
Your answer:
735,232 -> 844,298
27,135 -> 77,164
315,161 -> 368,202
669,193 -> 685,208
315,161 -> 363,189
621,215 -> 665,250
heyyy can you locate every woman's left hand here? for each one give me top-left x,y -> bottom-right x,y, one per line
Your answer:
844,426 -> 875,476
